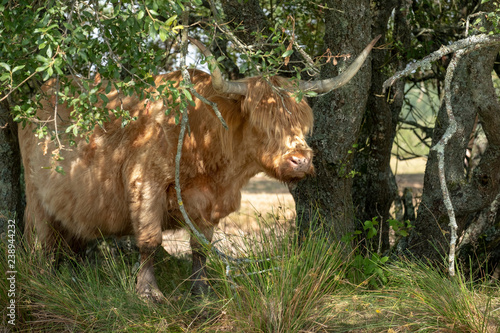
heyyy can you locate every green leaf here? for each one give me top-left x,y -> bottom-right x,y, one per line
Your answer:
171,25 -> 183,32
46,44 -> 53,58
159,28 -> 167,42
54,63 -> 64,75
105,80 -> 112,94
12,65 -> 25,73
55,166 -> 66,175
89,93 -> 98,104
364,220 -> 373,230
182,88 -> 193,102
42,67 -> 53,81
36,55 -> 48,62
0,72 -> 10,82
367,228 -> 377,239
99,93 -> 109,104
0,62 -> 11,71
282,50 -> 293,58
148,22 -> 158,40
166,14 -> 177,26
176,0 -> 185,11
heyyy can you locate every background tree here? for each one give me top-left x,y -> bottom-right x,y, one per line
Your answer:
212,0 -> 500,274
352,0 -> 412,253
399,1 -> 500,276
290,0 -> 373,240
0,101 -> 23,234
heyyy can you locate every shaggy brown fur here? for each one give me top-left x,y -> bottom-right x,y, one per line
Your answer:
19,69 -> 315,301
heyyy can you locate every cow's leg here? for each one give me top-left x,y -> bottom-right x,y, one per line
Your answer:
136,246 -> 164,302
130,181 -> 165,302
24,198 -> 81,270
24,189 -> 59,251
135,234 -> 164,302
189,222 -> 214,295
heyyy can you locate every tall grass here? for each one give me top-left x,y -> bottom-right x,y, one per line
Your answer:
1,224 -> 499,332
1,238 -> 197,332
388,260 -> 500,332
208,221 -> 348,333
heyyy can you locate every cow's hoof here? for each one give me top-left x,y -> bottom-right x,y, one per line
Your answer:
138,287 -> 165,303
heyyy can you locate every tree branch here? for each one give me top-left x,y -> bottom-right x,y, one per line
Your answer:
431,49 -> 464,277
398,117 -> 433,137
383,34 -> 500,93
175,11 -> 213,249
175,11 -> 268,275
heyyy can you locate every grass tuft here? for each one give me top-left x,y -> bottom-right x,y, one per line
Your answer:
388,260 -> 500,333
209,220 -> 348,333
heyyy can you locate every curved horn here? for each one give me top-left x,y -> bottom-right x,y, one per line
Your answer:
188,37 -> 248,96
299,35 -> 381,93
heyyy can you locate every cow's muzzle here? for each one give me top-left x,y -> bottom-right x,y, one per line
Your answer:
287,155 -> 312,173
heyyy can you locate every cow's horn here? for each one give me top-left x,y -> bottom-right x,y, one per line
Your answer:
188,37 -> 248,96
299,35 -> 381,93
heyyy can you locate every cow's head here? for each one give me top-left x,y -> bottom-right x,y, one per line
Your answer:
236,75 -> 314,182
190,36 -> 380,182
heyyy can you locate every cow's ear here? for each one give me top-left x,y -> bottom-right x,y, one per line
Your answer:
206,96 -> 244,129
208,96 -> 241,114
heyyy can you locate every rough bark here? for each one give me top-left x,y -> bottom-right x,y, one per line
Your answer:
0,101 -> 24,236
219,0 -> 268,45
352,0 -> 411,253
405,45 -> 500,263
457,191 -> 500,278
291,0 -> 372,240
218,0 -> 313,79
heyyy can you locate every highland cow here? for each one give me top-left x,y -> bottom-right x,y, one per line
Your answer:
19,37 -> 379,301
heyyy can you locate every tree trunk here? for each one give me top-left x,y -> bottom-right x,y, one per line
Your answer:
352,0 -> 411,253
218,0 -> 313,79
0,101 -> 24,236
220,0 -> 268,46
404,45 -> 500,264
291,0 -> 372,240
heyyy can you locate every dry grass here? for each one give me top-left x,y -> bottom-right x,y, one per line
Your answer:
390,156 -> 427,175
4,209 -> 500,332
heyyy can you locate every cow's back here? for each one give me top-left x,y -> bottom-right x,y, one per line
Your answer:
19,69 -> 254,247
19,75 -> 181,242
